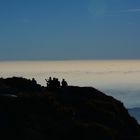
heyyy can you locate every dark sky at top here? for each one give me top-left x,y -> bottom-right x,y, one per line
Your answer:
0,0 -> 140,60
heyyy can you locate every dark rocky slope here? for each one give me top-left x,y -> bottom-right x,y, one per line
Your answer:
0,77 -> 140,140
129,108 -> 140,124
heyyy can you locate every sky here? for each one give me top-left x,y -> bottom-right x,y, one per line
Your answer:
0,0 -> 140,60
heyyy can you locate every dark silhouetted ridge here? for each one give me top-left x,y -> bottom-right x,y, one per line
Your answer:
0,77 -> 140,140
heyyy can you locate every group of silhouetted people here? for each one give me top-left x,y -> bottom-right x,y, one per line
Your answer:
45,77 -> 68,89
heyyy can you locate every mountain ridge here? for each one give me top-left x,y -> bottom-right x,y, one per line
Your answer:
0,77 -> 140,140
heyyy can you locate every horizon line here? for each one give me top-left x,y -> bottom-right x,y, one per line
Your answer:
0,59 -> 140,62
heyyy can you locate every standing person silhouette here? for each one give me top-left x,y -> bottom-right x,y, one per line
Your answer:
45,77 -> 52,88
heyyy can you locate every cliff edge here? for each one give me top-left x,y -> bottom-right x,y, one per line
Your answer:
0,77 -> 140,140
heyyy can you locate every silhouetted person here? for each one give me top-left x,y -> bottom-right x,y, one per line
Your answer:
32,78 -> 37,85
53,78 -> 60,89
61,79 -> 68,88
56,78 -> 60,88
46,77 -> 60,90
48,77 -> 52,81
45,77 -> 53,88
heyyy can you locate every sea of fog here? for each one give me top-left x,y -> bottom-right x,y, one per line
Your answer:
0,60 -> 140,108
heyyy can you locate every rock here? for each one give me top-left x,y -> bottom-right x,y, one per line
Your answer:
0,77 -> 140,140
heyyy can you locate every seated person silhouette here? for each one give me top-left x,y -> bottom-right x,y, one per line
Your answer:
61,79 -> 68,88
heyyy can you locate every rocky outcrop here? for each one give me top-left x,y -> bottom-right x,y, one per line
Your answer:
0,77 -> 140,140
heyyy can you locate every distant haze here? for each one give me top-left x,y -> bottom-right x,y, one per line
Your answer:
1,60 -> 140,108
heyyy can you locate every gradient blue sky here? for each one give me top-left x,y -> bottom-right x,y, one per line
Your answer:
0,0 -> 140,60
